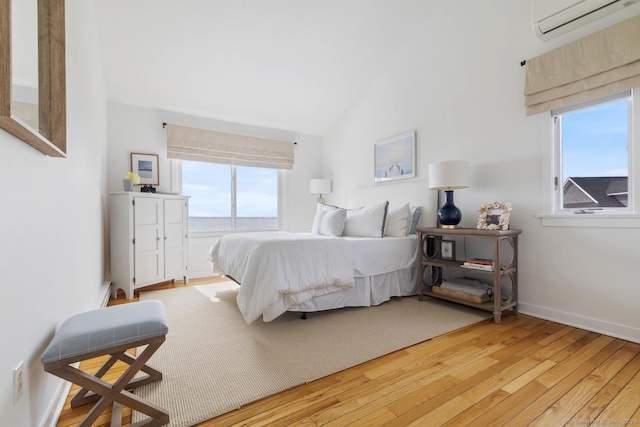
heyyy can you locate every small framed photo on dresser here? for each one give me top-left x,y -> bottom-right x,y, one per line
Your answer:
131,152 -> 159,186
441,240 -> 456,261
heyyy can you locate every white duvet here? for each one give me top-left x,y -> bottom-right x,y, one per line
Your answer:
209,231 -> 355,324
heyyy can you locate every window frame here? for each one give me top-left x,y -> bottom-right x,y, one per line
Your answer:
552,90 -> 632,214
172,159 -> 285,236
539,88 -> 640,228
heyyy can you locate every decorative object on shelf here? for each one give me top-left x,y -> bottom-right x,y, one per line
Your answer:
436,278 -> 493,303
477,202 -> 512,230
310,179 -> 331,203
422,235 -> 439,259
461,262 -> 494,272
131,153 -> 160,185
462,258 -> 494,271
441,240 -> 456,260
374,131 -> 416,182
141,184 -> 157,193
122,172 -> 140,191
429,160 -> 470,229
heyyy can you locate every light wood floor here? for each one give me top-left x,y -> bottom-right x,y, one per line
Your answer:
56,278 -> 640,427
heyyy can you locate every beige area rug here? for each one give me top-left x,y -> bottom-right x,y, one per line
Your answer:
133,281 -> 490,427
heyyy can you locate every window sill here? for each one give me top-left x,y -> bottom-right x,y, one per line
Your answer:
537,213 -> 640,228
188,231 -> 229,239
188,228 -> 280,238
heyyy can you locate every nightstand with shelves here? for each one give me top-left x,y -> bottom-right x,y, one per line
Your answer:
416,226 -> 522,323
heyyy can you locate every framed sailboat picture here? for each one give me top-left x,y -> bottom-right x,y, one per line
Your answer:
374,131 -> 416,183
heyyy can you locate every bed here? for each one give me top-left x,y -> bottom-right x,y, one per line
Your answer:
209,180 -> 437,324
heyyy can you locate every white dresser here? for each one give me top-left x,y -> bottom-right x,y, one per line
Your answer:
109,192 -> 189,299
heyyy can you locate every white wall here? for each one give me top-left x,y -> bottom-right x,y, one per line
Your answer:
106,102 -> 323,278
0,1 -> 108,426
322,0 -> 640,342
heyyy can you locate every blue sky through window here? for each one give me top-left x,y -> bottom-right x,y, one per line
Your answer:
181,161 -> 277,218
182,161 -> 231,217
561,98 -> 628,183
237,166 -> 278,217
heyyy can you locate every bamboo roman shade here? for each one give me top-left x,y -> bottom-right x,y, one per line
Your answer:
524,15 -> 640,116
166,124 -> 294,170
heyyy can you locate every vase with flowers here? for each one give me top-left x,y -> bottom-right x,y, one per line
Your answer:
123,172 -> 140,191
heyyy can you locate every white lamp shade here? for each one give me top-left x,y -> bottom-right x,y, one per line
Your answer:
429,160 -> 470,190
310,179 -> 331,194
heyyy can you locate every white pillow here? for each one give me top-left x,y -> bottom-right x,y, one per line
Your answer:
384,203 -> 411,237
343,202 -> 389,238
313,208 -> 346,236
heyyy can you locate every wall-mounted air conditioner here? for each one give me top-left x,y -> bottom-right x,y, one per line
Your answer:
532,0 -> 639,40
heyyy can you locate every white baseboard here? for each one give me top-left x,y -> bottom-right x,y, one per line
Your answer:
519,303 -> 640,344
38,379 -> 72,427
91,280 -> 112,309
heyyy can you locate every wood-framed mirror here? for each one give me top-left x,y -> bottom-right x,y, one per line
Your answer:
0,0 -> 66,157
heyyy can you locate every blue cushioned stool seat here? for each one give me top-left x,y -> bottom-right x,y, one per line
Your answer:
42,300 -> 168,364
41,300 -> 169,427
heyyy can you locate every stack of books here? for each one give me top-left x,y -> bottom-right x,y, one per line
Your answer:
461,258 -> 495,272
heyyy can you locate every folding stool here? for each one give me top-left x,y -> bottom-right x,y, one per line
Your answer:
42,300 -> 169,427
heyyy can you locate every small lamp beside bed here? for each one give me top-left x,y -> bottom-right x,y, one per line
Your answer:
310,179 -> 332,203
429,160 -> 470,229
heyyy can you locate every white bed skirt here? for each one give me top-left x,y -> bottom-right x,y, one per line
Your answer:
286,266 -> 418,313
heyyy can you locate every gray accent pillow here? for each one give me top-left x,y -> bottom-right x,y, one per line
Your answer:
408,206 -> 422,234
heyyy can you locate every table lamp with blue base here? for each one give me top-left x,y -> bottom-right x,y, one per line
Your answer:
429,160 -> 470,229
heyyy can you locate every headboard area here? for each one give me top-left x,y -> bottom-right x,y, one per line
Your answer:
348,180 -> 437,228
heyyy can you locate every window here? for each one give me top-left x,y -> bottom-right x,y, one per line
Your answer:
181,160 -> 279,232
551,90 -> 632,214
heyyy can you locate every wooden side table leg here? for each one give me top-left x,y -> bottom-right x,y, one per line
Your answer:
418,232 -> 425,301
493,271 -> 502,324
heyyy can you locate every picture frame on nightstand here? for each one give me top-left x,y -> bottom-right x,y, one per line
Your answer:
477,202 -> 512,230
441,240 -> 455,260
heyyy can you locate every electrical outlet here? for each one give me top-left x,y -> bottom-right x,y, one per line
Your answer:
13,361 -> 24,404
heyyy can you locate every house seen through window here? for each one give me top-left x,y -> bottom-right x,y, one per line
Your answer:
181,160 -> 279,232
552,90 -> 632,212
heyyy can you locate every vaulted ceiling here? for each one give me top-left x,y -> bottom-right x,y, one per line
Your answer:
93,0 -> 437,135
